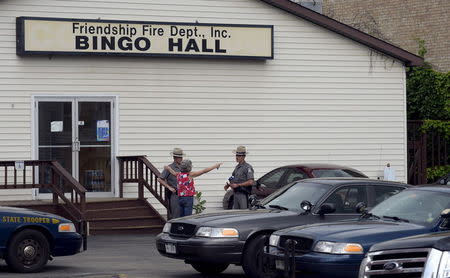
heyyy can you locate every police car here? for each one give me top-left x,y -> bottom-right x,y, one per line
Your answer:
157,178 -> 408,278
265,185 -> 450,278
0,206 -> 83,273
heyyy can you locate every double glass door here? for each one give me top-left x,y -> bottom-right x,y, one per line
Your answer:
36,98 -> 114,196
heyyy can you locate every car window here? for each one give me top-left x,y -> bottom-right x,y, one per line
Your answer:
262,182 -> 330,211
285,169 -> 307,184
343,169 -> 368,178
312,169 -> 356,178
258,167 -> 289,189
437,173 -> 450,185
370,189 -> 450,225
373,185 -> 403,204
324,185 -> 367,214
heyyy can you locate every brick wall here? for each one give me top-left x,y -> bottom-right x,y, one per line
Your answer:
322,0 -> 450,71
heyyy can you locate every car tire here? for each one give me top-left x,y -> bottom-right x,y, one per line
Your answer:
222,190 -> 234,210
5,229 -> 50,273
190,262 -> 229,274
243,234 -> 280,278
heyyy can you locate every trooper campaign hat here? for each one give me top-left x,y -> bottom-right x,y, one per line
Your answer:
170,148 -> 185,158
232,145 -> 248,156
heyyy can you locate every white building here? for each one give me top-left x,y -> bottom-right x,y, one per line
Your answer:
0,0 -> 422,213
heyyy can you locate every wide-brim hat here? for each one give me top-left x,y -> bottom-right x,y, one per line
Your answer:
170,148 -> 185,157
232,145 -> 248,156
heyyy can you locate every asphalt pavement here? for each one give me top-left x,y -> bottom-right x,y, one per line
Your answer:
0,234 -> 246,278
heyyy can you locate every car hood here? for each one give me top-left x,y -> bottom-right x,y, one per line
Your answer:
171,208 -> 299,228
0,206 -> 69,221
369,231 -> 450,252
276,220 -> 431,251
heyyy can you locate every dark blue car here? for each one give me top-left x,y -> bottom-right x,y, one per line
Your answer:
0,206 -> 83,273
264,186 -> 450,278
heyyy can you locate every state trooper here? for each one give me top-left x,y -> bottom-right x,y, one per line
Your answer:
224,146 -> 255,209
158,147 -> 184,219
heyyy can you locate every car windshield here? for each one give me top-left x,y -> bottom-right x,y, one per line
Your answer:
260,181 -> 329,211
312,169 -> 366,178
369,189 -> 450,226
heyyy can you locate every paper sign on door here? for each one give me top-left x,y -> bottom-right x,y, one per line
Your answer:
50,121 -> 63,132
96,120 -> 110,141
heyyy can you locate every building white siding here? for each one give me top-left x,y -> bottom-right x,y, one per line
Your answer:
0,0 -> 407,213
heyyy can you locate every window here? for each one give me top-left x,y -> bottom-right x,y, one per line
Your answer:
370,190 -> 450,225
262,182 -> 330,211
312,169 -> 355,178
343,169 -> 367,178
324,186 -> 367,214
373,186 -> 403,204
258,168 -> 289,189
285,169 -> 307,184
437,173 -> 450,185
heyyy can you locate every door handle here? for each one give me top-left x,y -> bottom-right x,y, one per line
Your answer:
73,139 -> 80,152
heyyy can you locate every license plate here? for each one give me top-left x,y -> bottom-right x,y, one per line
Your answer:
165,243 -> 177,254
275,260 -> 284,270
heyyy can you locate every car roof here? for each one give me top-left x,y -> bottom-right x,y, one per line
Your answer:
296,177 -> 410,187
408,185 -> 450,194
284,163 -> 360,170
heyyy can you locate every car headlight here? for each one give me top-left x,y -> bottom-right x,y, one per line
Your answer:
437,251 -> 450,278
195,227 -> 239,238
313,241 -> 363,254
269,234 -> 280,246
162,223 -> 171,233
58,223 -> 76,233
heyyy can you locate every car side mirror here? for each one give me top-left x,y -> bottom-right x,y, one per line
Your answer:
441,209 -> 450,218
355,202 -> 367,214
300,200 -> 313,212
248,194 -> 260,210
318,203 -> 336,215
255,180 -> 261,188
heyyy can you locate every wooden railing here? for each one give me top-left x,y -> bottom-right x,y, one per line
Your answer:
0,160 -> 87,250
117,156 -> 168,209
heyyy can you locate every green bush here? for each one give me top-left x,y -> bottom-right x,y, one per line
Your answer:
407,39 -> 450,123
193,191 -> 206,214
407,67 -> 450,121
407,40 -> 449,182
427,165 -> 450,182
421,120 -> 450,140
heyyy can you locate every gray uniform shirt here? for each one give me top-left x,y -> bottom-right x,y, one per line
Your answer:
161,162 -> 181,190
232,162 -> 254,194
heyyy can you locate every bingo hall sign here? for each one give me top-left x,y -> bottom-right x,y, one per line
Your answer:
16,17 -> 273,59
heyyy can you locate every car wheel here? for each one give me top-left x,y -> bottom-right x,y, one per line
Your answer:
5,229 -> 50,273
222,190 -> 234,210
190,262 -> 229,274
243,234 -> 280,278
